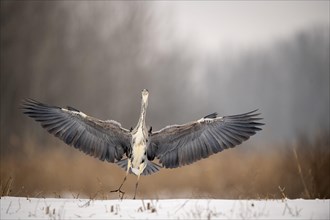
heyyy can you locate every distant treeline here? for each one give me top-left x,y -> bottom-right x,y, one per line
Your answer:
1,2 -> 329,156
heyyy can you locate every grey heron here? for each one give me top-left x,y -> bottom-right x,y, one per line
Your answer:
22,89 -> 264,199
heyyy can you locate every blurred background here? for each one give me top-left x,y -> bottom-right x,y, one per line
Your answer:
1,1 -> 329,199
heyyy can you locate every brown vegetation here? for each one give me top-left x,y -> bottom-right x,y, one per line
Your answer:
1,132 -> 328,199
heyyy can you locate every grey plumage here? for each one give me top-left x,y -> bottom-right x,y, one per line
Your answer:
22,99 -> 131,163
22,99 -> 263,173
22,91 -> 263,199
148,110 -> 263,168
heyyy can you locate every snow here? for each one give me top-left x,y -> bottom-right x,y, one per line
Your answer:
1,197 -> 329,219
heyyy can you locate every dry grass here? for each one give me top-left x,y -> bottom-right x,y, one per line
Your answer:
1,133 -> 329,199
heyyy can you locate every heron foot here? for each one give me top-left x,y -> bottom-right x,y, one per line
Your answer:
110,188 -> 125,199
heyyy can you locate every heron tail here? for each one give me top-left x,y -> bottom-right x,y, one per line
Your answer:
142,160 -> 162,176
115,159 -> 161,176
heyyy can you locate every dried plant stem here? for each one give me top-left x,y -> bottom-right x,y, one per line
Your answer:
278,186 -> 287,200
293,147 -> 311,199
2,176 -> 13,196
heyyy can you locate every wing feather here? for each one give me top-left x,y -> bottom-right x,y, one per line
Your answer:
149,110 -> 264,168
22,99 -> 131,163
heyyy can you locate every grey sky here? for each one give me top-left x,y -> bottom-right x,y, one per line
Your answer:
1,1 -> 328,148
155,1 -> 329,52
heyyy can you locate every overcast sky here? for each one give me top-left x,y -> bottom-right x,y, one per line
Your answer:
155,1 -> 329,52
1,1 -> 328,147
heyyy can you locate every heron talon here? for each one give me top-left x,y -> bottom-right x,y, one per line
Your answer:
110,189 -> 125,199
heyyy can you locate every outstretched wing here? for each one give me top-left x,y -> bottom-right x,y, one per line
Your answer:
22,99 -> 131,163
148,110 -> 264,168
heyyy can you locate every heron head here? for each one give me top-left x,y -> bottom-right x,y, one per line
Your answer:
142,89 -> 149,103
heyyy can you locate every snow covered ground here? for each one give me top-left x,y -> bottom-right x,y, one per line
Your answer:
1,196 -> 329,219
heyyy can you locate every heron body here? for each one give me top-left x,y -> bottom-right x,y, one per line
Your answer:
129,89 -> 149,176
22,89 -> 264,199
130,126 -> 148,175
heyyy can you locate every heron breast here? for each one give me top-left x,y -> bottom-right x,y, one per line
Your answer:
131,143 -> 146,168
133,127 -> 146,145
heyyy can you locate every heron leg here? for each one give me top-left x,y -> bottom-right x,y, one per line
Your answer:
133,163 -> 145,199
133,174 -> 140,200
110,160 -> 131,199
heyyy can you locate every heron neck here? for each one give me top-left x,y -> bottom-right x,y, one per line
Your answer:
137,99 -> 148,130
